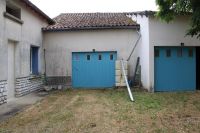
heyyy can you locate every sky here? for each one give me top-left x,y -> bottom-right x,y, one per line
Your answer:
29,0 -> 158,18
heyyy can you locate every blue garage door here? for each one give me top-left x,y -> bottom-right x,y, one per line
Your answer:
154,47 -> 196,92
72,52 -> 117,88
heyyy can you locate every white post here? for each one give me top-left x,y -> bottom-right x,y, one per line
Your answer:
120,60 -> 134,102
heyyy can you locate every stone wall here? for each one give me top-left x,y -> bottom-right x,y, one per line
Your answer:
0,80 -> 7,105
15,75 -> 43,97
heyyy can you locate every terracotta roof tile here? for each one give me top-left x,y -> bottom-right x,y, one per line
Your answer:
43,13 -> 139,31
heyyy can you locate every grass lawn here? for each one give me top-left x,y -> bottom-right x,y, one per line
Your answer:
0,89 -> 200,133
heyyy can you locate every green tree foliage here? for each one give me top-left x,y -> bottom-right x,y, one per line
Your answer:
156,0 -> 200,38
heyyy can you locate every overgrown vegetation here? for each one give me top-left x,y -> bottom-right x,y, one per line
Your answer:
156,0 -> 200,38
0,89 -> 200,133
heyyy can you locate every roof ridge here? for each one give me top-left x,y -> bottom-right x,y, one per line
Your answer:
59,12 -> 127,14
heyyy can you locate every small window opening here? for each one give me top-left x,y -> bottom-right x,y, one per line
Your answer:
188,48 -> 193,57
155,49 -> 159,57
87,55 -> 90,60
110,54 -> 113,60
75,55 -> 79,60
6,3 -> 21,19
166,49 -> 171,57
98,54 -> 102,60
177,48 -> 182,57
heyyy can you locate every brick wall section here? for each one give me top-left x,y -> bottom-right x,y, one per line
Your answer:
46,76 -> 71,86
15,75 -> 43,97
0,80 -> 7,105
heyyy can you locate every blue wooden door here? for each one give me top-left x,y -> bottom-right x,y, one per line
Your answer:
154,47 -> 196,92
31,47 -> 39,75
72,52 -> 117,88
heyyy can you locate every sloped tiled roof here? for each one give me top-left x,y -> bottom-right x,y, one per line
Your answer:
43,13 -> 139,31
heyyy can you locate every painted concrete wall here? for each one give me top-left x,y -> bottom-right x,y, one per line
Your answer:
43,29 -> 139,79
131,15 -> 150,90
0,0 -> 48,80
0,0 -> 7,80
149,16 -> 200,91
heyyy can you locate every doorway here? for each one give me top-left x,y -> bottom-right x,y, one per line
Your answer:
72,51 -> 117,88
7,41 -> 16,100
196,47 -> 200,90
30,46 -> 39,75
154,47 -> 196,91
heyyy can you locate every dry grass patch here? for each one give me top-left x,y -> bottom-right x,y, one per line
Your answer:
0,89 -> 200,133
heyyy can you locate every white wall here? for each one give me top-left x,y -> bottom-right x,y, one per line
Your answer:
132,15 -> 150,90
0,0 -> 49,80
149,15 -> 200,91
43,29 -> 139,78
0,0 -> 7,80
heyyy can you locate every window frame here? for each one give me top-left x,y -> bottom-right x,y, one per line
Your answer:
98,54 -> 102,60
4,2 -> 23,24
6,2 -> 21,19
177,48 -> 183,57
86,54 -> 90,61
110,54 -> 114,60
188,48 -> 194,57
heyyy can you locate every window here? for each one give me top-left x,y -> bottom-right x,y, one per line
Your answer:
110,54 -> 113,60
6,3 -> 21,19
166,49 -> 171,57
75,55 -> 79,60
155,49 -> 159,57
87,55 -> 90,60
30,47 -> 39,75
177,48 -> 182,57
98,54 -> 102,60
188,48 -> 193,57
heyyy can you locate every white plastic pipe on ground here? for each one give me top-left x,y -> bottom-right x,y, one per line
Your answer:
120,60 -> 134,102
